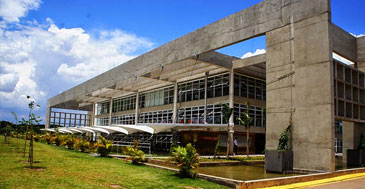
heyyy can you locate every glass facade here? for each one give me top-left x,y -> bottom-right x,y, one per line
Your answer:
207,73 -> 230,98
112,114 -> 135,125
139,86 -> 174,108
234,103 -> 265,127
112,95 -> 136,112
138,110 -> 173,123
178,78 -> 205,102
96,101 -> 109,115
234,74 -> 266,101
96,117 -> 109,126
177,104 -> 226,124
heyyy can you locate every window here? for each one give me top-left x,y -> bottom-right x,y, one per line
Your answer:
178,73 -> 230,103
139,86 -> 174,108
96,101 -> 109,115
112,114 -> 135,125
96,117 -> 109,126
178,104 -> 224,124
335,120 -> 342,134
334,138 -> 343,153
234,74 -> 266,101
234,103 -> 265,127
138,110 -> 173,123
112,95 -> 136,112
178,78 -> 205,102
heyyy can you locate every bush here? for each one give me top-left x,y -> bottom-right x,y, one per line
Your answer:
169,143 -> 200,178
62,135 -> 75,150
54,135 -> 64,146
96,136 -> 112,157
126,146 -> 145,165
33,134 -> 40,142
43,133 -> 52,144
74,139 -> 90,152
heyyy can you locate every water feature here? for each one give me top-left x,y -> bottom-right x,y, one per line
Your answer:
198,165 -> 300,181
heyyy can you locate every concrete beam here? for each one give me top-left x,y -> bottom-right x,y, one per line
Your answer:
232,54 -> 266,69
48,0 -> 330,108
331,23 -> 357,62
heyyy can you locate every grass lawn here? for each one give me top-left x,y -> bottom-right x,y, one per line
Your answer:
0,136 -> 227,189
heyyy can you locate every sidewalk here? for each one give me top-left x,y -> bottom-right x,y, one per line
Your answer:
263,172 -> 365,189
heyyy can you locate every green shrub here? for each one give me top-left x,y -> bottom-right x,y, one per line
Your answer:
126,146 -> 145,165
54,135 -> 64,146
96,136 -> 112,157
62,135 -> 75,150
169,143 -> 200,178
43,133 -> 52,144
33,134 -> 40,142
74,139 -> 90,152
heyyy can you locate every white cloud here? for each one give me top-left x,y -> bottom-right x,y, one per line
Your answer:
241,49 -> 266,59
0,18 -> 154,120
0,0 -> 41,23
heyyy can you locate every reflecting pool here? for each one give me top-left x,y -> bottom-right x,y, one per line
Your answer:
198,165 -> 300,181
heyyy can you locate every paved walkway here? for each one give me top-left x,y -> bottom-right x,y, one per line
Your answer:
264,172 -> 365,189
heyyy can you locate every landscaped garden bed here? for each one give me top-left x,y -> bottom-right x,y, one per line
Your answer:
0,136 -> 227,188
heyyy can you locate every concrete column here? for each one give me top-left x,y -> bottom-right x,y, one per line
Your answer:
228,68 -> 234,155
266,13 -> 335,171
135,92 -> 139,124
89,103 -> 95,126
45,107 -> 52,128
108,98 -> 113,126
204,72 -> 208,123
172,82 -> 178,123
357,36 -> 365,72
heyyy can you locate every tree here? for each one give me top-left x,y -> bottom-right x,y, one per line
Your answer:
237,102 -> 253,158
19,95 -> 42,167
222,103 -> 233,158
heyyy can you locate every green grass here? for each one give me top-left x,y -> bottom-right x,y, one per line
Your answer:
0,136 -> 227,189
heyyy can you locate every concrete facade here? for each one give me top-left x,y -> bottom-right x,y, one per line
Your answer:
46,0 -> 364,172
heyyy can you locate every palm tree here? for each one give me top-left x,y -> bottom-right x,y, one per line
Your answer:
222,103 -> 233,158
237,102 -> 253,158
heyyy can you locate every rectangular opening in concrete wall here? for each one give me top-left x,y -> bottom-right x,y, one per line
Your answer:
360,73 -> 365,88
353,88 -> 358,102
361,89 -> 365,104
337,82 -> 344,98
345,84 -> 352,100
337,63 -> 344,80
345,67 -> 352,83
346,102 -> 352,118
352,70 -> 359,85
353,104 -> 359,119
361,106 -> 365,120
337,100 -> 344,117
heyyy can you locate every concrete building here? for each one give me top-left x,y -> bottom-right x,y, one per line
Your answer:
46,0 -> 365,172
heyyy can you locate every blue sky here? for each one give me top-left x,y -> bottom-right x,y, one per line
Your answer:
0,0 -> 364,123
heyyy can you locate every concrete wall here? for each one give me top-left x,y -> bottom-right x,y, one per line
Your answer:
266,11 -> 335,171
331,24 -> 357,62
357,36 -> 365,71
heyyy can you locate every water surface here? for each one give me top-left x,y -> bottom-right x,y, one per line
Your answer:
198,165 -> 299,181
